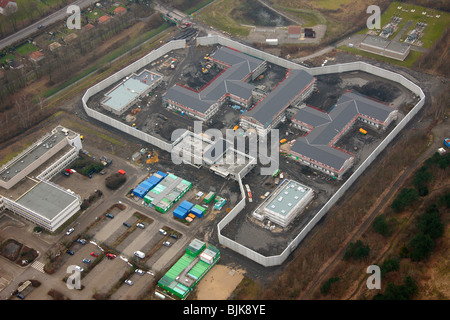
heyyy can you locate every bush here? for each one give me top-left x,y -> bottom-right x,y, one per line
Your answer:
391,188 -> 418,212
105,173 -> 126,190
413,166 -> 432,197
380,258 -> 400,277
373,276 -> 418,300
407,232 -> 435,261
372,215 -> 390,236
320,277 -> 340,295
344,240 -> 370,260
438,192 -> 450,208
418,205 -> 444,239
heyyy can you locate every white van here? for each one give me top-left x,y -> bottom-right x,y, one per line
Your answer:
134,251 -> 145,259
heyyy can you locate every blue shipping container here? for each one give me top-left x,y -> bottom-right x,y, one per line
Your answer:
173,208 -> 188,219
179,201 -> 194,211
190,207 -> 204,218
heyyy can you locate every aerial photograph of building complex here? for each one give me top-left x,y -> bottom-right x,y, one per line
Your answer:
0,0 -> 448,312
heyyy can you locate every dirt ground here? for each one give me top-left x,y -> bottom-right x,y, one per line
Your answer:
195,264 -> 244,300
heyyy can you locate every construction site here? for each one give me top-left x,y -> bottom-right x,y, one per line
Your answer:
82,36 -> 421,266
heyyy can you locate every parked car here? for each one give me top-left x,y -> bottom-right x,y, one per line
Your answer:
37,24 -> 44,29
75,266 -> 84,272
90,252 -> 98,258
135,269 -> 145,275
159,229 -> 167,236
66,228 -> 74,236
77,239 -> 86,245
136,223 -> 145,229
163,241 -> 171,247
17,293 -> 25,299
106,253 -> 116,260
124,279 -> 133,286
123,222 -> 131,228
82,259 -> 91,264
66,250 -> 74,255
105,213 -> 114,219
170,234 -> 179,239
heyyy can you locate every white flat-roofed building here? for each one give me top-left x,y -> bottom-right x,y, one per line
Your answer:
253,179 -> 314,228
0,125 -> 82,232
4,181 -> 81,232
101,70 -> 162,115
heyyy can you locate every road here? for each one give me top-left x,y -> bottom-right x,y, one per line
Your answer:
0,0 -> 98,50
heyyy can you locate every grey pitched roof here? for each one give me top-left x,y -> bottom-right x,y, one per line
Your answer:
163,47 -> 265,114
291,91 -> 396,171
163,85 -> 215,113
290,139 -> 351,171
244,69 -> 315,127
293,106 -> 331,128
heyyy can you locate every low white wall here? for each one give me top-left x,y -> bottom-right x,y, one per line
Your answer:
81,40 -> 187,153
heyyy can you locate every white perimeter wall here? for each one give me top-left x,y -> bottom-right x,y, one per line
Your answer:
81,40 -> 187,152
202,35 -> 426,266
82,35 -> 426,267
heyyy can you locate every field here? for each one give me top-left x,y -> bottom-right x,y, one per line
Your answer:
15,42 -> 39,55
197,0 -> 252,37
357,1 -> 450,49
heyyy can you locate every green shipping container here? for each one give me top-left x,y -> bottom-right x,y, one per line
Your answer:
204,192 -> 215,204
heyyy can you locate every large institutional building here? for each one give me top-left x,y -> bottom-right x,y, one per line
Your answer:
0,126 -> 83,232
163,46 -> 267,121
290,91 -> 398,179
163,46 -> 316,137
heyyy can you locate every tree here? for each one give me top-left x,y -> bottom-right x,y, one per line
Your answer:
413,166 -> 432,196
105,173 -> 127,190
344,240 -> 370,260
391,188 -> 418,212
372,215 -> 390,236
373,276 -> 418,300
380,258 -> 400,277
418,205 -> 444,239
407,232 -> 435,261
320,277 -> 340,295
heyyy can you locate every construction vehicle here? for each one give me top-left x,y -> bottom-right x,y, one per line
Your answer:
280,138 -> 287,144
359,128 -> 367,135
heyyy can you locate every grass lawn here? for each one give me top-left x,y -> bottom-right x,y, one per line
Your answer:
197,0 -> 251,37
338,45 -> 423,68
87,8 -> 105,21
357,1 -> 450,49
184,0 -> 214,15
15,43 -> 39,55
0,53 -> 15,64
271,4 -> 326,27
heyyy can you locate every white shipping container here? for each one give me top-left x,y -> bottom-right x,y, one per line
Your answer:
266,39 -> 278,46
